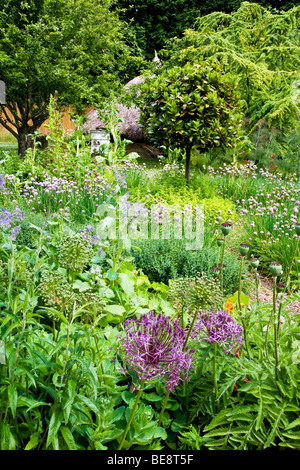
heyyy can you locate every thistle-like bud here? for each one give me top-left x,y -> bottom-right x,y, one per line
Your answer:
276,282 -> 285,293
239,243 -> 249,257
217,238 -> 224,247
221,222 -> 232,236
211,266 -> 220,277
269,261 -> 282,277
250,258 -> 259,268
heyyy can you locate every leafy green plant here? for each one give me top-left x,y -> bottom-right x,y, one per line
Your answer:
139,60 -> 243,181
130,238 -> 245,295
168,273 -> 224,316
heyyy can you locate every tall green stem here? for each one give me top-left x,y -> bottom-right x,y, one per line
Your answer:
238,256 -> 250,358
158,390 -> 170,427
118,382 -> 144,450
264,276 -> 276,366
255,268 -> 260,305
273,276 -> 279,381
238,256 -> 243,312
183,309 -> 198,349
276,294 -> 283,339
213,342 -> 219,407
219,237 -> 226,293
286,237 -> 299,294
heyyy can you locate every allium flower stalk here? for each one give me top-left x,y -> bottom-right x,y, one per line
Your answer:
191,310 -> 243,354
191,310 -> 243,404
119,312 -> 195,392
118,312 -> 195,449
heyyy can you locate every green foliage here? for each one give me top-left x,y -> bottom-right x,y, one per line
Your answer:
113,0 -> 298,60
161,2 -> 300,137
168,273 -> 224,313
57,234 -> 94,273
94,97 -> 135,166
180,300 -> 300,450
130,238 -> 244,294
139,60 -> 244,180
0,0 -> 140,156
128,171 -> 219,208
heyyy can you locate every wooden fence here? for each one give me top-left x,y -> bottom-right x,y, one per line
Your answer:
0,105 -> 93,136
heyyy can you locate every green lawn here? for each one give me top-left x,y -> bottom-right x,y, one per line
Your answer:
0,142 -> 18,152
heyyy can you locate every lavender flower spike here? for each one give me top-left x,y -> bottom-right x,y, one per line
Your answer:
119,311 -> 195,392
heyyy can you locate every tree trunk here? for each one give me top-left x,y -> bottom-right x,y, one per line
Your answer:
18,133 -> 27,158
185,146 -> 192,183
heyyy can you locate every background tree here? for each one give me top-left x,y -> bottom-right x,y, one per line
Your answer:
159,2 -> 300,138
112,0 -> 299,60
0,0 -> 143,157
138,61 -> 243,182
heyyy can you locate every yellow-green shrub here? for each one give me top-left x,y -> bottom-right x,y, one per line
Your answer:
129,186 -> 237,223
201,197 -> 238,223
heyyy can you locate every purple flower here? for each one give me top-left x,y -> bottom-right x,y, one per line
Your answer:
119,312 -> 195,391
0,207 -> 25,240
191,310 -> 243,354
11,225 -> 21,241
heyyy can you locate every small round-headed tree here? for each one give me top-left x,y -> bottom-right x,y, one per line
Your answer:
139,60 -> 244,182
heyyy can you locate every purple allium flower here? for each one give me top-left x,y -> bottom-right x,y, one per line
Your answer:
119,312 -> 195,392
191,310 -> 243,354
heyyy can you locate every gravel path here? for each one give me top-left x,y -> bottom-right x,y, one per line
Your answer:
249,276 -> 300,314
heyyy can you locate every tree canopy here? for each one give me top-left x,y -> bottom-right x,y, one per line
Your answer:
0,0 -> 141,156
139,61 -> 243,181
159,2 -> 300,136
112,0 -> 299,59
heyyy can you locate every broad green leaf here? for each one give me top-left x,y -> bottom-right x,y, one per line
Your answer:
60,426 -> 77,450
135,307 -> 150,314
148,297 -> 160,311
91,254 -> 103,264
142,392 -> 162,402
122,391 -> 136,405
77,395 -> 99,414
153,427 -> 168,440
46,408 -> 64,449
99,286 -> 115,298
230,291 -> 250,306
104,305 -> 126,315
8,384 -> 17,418
135,428 -> 156,443
107,269 -> 118,281
118,272 -> 134,297
111,406 -> 125,423
0,422 -> 17,450
73,280 -> 91,292
25,434 -> 40,450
